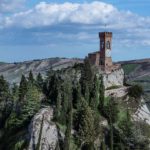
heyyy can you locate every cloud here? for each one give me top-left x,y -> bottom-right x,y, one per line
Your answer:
2,1 -> 150,29
0,0 -> 26,13
0,1 -> 125,28
0,1 -> 150,47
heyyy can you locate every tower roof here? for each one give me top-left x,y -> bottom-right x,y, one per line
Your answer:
99,32 -> 112,38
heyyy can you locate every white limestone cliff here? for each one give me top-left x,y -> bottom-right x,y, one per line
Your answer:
28,107 -> 60,150
133,98 -> 150,125
103,68 -> 124,89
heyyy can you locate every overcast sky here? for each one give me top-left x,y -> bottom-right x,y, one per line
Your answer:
0,0 -> 150,62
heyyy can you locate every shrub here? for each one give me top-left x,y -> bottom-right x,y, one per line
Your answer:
128,84 -> 143,98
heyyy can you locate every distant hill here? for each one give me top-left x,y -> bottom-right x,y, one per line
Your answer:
0,57 -> 83,84
120,58 -> 150,110
119,58 -> 150,79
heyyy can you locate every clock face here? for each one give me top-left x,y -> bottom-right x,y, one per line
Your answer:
106,49 -> 111,57
106,41 -> 111,49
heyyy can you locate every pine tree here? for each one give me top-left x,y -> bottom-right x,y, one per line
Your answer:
28,70 -> 34,84
12,83 -> 19,101
22,84 -> 40,118
36,73 -> 43,90
0,75 -> 9,99
0,75 -> 12,128
19,75 -> 28,101
47,73 -> 59,104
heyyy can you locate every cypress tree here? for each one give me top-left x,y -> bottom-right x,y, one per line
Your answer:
19,75 -> 28,101
47,73 -> 60,104
99,75 -> 105,110
54,86 -> 62,122
28,70 -> 34,84
90,75 -> 99,110
36,73 -> 43,90
0,75 -> 12,128
75,82 -> 82,109
80,58 -> 94,103
0,75 -> 9,99
64,95 -> 72,150
60,80 -> 72,125
12,83 -> 19,101
103,97 -> 118,150
77,98 -> 95,149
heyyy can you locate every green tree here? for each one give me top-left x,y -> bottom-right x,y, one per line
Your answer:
19,75 -> 28,101
22,84 -> 41,119
72,82 -> 82,109
36,73 -> 44,90
6,84 -> 41,130
90,75 -> 100,110
128,84 -> 143,98
54,86 -> 62,122
0,75 -> 12,128
99,76 -> 105,110
12,83 -> 19,101
102,97 -> 119,150
28,70 -> 35,84
47,73 -> 60,104
60,80 -> 72,125
80,58 -> 94,104
77,99 -> 95,149
64,96 -> 73,150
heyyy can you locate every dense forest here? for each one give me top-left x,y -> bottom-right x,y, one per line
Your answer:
0,59 -> 149,150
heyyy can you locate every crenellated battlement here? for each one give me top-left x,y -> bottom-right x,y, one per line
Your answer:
99,32 -> 112,38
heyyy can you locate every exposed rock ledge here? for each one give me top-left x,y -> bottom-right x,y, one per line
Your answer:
105,86 -> 128,98
28,107 -> 59,150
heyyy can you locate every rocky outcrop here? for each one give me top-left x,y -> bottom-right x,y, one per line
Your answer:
28,107 -> 60,150
103,68 -> 124,89
133,98 -> 150,125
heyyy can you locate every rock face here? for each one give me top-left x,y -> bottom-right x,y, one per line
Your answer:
28,107 -> 59,150
103,68 -> 124,89
133,98 -> 150,125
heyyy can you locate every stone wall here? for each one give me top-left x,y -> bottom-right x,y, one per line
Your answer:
103,68 -> 124,89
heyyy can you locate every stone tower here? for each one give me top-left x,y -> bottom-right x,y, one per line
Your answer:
99,32 -> 113,70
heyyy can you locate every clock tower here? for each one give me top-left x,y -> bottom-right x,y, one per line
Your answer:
99,32 -> 113,69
